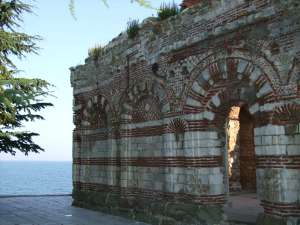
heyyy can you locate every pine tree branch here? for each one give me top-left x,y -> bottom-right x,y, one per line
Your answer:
0,1 -> 53,155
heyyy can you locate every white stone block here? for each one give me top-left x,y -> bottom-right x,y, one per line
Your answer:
254,125 -> 285,136
237,60 -> 248,73
254,136 -> 262,146
162,103 -> 170,113
186,97 -> 202,107
192,81 -> 206,96
256,83 -> 272,98
202,68 -> 210,81
185,131 -> 218,140
209,184 -> 224,195
261,136 -> 272,145
203,111 -> 215,120
208,174 -> 223,185
260,103 -> 279,112
249,67 -> 261,82
255,145 -> 287,155
272,136 -> 279,145
249,103 -> 259,114
279,135 -> 294,145
199,139 -> 221,148
294,135 -> 300,144
287,145 -> 300,155
283,190 -> 299,203
183,112 -> 204,120
212,95 -> 221,107
255,146 -> 264,155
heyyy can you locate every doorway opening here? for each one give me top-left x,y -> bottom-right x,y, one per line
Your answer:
224,105 -> 262,224
226,105 -> 256,193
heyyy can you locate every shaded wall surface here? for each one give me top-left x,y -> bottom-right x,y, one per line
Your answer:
71,0 -> 300,224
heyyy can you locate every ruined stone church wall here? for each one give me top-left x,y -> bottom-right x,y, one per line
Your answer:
71,0 -> 300,224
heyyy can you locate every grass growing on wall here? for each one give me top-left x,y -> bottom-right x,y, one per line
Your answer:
127,19 -> 140,39
88,45 -> 105,61
157,2 -> 180,21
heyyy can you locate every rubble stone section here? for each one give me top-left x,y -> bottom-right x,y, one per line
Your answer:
71,0 -> 300,224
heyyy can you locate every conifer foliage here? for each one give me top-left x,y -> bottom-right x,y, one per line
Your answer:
0,0 -> 53,155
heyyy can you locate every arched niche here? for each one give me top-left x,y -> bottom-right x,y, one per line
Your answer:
119,80 -> 171,124
118,80 -> 170,192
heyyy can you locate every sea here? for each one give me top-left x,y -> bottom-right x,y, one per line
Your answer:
0,161 -> 72,196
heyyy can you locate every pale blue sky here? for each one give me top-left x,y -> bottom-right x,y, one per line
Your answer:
1,0 -> 182,161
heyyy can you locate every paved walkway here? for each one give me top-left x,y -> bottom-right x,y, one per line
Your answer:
225,192 -> 263,224
0,194 -> 263,225
0,195 -> 148,225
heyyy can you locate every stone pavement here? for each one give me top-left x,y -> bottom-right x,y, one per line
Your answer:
0,195 -> 148,225
224,192 -> 264,224
0,194 -> 263,225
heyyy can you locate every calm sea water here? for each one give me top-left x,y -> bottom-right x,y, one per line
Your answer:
0,161 -> 72,196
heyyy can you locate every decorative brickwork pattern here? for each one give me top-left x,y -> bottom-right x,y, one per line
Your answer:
71,0 -> 300,224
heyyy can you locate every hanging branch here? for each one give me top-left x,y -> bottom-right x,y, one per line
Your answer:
69,0 -> 154,19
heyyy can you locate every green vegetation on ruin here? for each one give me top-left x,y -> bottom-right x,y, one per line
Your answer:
126,19 -> 140,39
157,2 -> 180,21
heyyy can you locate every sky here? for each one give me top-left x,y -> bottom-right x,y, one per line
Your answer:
0,0 -> 182,161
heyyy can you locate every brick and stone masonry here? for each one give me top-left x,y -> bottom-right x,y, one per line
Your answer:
70,0 -> 300,224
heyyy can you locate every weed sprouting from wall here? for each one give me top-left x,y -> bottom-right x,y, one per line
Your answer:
157,2 -> 179,21
88,45 -> 105,61
126,19 -> 140,39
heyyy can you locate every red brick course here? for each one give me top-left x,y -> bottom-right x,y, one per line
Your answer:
261,200 -> 300,217
74,182 -> 226,205
74,156 -> 223,168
